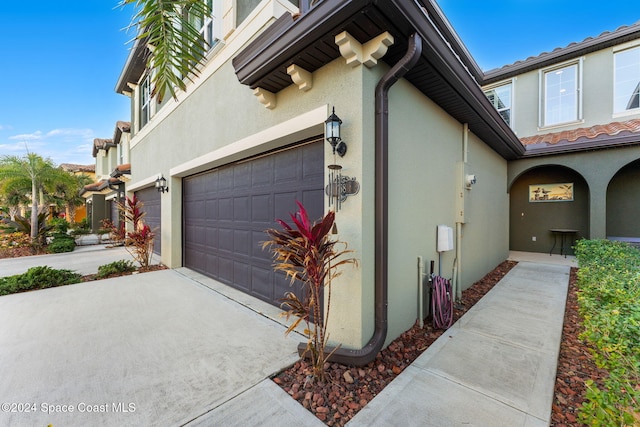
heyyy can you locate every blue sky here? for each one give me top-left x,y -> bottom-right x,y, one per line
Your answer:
0,1 -> 638,166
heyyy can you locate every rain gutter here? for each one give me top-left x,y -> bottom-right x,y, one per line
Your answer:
310,32 -> 423,366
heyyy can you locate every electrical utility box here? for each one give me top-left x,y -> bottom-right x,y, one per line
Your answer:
437,225 -> 454,252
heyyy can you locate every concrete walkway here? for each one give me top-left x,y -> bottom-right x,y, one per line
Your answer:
346,261 -> 571,426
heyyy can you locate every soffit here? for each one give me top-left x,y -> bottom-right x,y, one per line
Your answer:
232,0 -> 524,159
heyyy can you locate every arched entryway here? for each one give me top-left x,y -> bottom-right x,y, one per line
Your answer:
606,159 -> 640,240
509,165 -> 589,254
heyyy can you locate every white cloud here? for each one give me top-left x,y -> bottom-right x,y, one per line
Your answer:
9,131 -> 43,141
2,127 -> 96,165
0,124 -> 12,131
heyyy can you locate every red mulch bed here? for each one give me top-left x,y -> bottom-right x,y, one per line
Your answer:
274,261 -> 598,426
0,246 -> 47,259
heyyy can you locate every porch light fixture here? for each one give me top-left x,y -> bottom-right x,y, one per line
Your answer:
155,175 -> 169,193
325,107 -> 347,157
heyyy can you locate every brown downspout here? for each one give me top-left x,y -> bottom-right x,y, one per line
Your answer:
303,32 -> 423,366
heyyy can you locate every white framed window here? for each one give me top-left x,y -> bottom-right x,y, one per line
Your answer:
484,81 -> 513,127
540,60 -> 582,127
614,46 -> 640,113
139,75 -> 152,129
187,0 -> 221,55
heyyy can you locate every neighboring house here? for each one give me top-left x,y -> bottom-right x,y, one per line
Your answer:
114,0 -> 638,363
80,121 -> 131,232
59,163 -> 96,223
479,22 -> 640,252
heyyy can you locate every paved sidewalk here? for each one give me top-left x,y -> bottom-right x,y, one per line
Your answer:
346,261 -> 570,426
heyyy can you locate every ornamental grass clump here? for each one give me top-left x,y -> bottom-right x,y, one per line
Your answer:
264,202 -> 357,383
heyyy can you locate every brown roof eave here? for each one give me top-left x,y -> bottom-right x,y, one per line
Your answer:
232,0 -> 524,159
233,0 -> 373,88
115,36 -> 148,94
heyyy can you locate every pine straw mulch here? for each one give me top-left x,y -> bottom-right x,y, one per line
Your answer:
274,262 -> 598,426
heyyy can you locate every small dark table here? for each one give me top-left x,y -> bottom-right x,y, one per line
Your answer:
549,229 -> 578,257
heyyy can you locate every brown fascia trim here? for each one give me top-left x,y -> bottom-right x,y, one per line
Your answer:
233,0 -> 371,87
521,133 -> 640,158
483,23 -> 640,85
115,36 -> 148,94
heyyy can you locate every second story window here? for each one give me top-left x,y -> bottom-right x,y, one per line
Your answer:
187,0 -> 219,56
140,75 -> 152,128
484,82 -> 513,127
614,46 -> 640,113
541,61 -> 582,127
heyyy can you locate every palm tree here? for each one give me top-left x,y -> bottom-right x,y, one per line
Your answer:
0,153 -> 73,241
119,0 -> 211,102
0,180 -> 30,220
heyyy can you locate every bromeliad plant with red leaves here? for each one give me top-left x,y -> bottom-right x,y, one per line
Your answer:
117,195 -> 155,268
264,201 -> 357,382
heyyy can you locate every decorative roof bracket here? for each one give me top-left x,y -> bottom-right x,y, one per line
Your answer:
287,64 -> 313,91
335,31 -> 394,68
254,87 -> 276,109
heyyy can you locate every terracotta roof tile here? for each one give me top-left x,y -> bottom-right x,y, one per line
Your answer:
487,21 -> 640,73
520,119 -> 640,146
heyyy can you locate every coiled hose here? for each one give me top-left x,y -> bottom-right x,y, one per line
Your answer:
431,275 -> 453,329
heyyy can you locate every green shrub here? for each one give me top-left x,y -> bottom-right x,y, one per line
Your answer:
47,234 -> 76,253
49,218 -> 70,235
0,266 -> 82,296
574,239 -> 640,426
96,260 -> 136,279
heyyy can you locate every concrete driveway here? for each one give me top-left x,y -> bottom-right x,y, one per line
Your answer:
0,268 -> 301,426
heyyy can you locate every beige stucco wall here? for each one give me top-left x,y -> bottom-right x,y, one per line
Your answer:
385,76 -> 509,343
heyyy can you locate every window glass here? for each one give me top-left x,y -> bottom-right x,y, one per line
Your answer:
485,83 -> 512,126
140,76 -> 151,128
544,64 -> 578,126
614,46 -> 640,112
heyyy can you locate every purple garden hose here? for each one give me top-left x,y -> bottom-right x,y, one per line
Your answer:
431,275 -> 453,329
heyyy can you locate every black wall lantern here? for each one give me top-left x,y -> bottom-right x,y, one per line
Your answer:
325,107 -> 347,157
155,175 -> 169,193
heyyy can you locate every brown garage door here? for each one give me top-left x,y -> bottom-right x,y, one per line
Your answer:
134,186 -> 161,255
183,138 -> 324,307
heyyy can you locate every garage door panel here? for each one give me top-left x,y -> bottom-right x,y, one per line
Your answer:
219,228 -> 234,252
251,194 -> 272,223
219,198 -> 233,220
274,191 -> 300,221
274,150 -> 299,183
234,230 -> 250,256
251,266 -> 273,300
219,168 -> 234,191
184,139 -> 323,307
234,196 -> 250,221
303,144 -> 325,178
252,157 -> 273,187
206,199 -> 218,218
